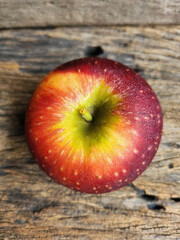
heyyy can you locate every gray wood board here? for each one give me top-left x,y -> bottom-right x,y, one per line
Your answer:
0,0 -> 180,29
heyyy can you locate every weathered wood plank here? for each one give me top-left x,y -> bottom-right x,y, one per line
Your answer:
0,0 -> 180,29
0,26 -> 180,239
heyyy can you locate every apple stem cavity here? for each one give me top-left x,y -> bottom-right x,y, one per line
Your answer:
80,108 -> 93,122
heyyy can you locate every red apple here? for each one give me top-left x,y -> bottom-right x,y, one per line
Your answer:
25,57 -> 163,194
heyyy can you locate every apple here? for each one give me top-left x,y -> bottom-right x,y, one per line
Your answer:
25,57 -> 163,194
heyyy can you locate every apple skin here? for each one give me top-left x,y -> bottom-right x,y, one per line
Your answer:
25,57 -> 163,194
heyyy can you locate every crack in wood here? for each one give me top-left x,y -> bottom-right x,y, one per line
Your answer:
85,46 -> 104,57
170,197 -> 180,202
31,202 -> 59,214
147,204 -> 166,211
129,183 -> 158,202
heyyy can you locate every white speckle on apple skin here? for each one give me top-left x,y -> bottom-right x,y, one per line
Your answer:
132,130 -> 138,135
60,150 -> 65,156
133,149 -> 138,154
115,172 -> 119,177
107,157 -> 112,163
148,146 -> 152,151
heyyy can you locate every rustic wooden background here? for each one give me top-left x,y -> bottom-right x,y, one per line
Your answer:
0,1 -> 180,239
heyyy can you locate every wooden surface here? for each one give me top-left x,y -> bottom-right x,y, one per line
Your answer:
1,2 -> 180,239
1,0 -> 180,28
0,25 -> 180,240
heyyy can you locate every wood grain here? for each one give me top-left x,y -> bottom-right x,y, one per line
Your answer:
0,26 -> 180,240
1,0 -> 180,29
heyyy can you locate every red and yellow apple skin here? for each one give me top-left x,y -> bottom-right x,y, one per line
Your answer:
25,57 -> 163,194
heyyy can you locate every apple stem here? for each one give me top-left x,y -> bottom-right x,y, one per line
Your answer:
80,108 -> 93,122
